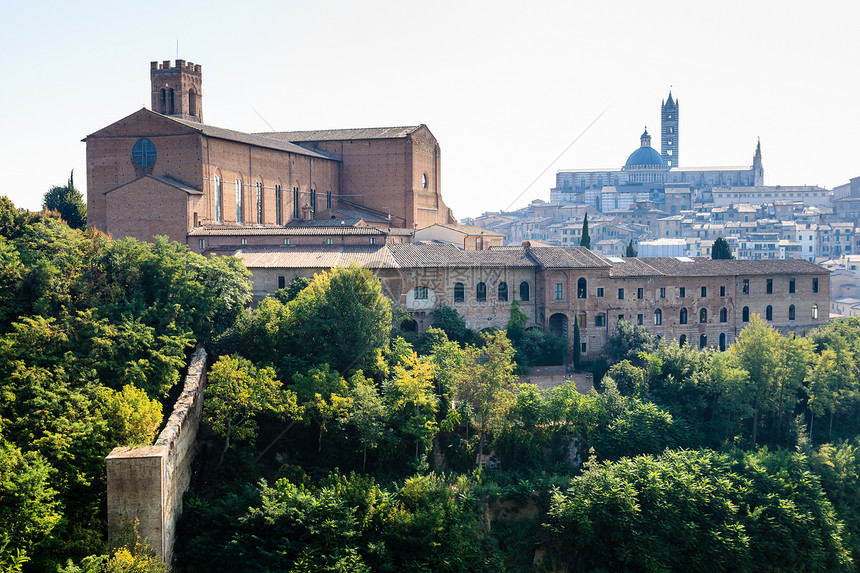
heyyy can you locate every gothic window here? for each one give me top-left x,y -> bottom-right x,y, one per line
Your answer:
454,282 -> 465,303
275,185 -> 282,225
477,282 -> 487,302
766,305 -> 773,321
256,182 -> 263,224
498,282 -> 508,302
519,281 -> 530,302
700,308 -> 707,323
293,187 -> 300,219
699,334 -> 708,349
788,304 -> 795,321
235,179 -> 243,222
310,189 -> 317,215
812,304 -> 818,319
680,308 -> 688,324
742,306 -> 750,322
168,88 -> 175,115
654,309 -> 662,325
327,191 -> 332,209
719,333 -> 727,351
214,176 -> 222,223
189,88 -> 197,117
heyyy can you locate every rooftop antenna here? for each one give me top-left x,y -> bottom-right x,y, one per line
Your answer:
252,108 -> 278,132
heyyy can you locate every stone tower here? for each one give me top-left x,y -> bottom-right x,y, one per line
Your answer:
753,138 -> 764,186
661,91 -> 678,168
150,60 -> 202,122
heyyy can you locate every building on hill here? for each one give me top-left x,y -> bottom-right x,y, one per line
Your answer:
551,92 -> 764,211
85,60 -> 455,250
231,242 -> 829,360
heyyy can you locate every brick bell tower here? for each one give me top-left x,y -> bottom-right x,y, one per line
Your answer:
150,59 -> 202,122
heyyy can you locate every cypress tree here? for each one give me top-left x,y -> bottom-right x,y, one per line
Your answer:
712,237 -> 734,259
572,319 -> 581,369
579,213 -> 591,249
625,239 -> 637,257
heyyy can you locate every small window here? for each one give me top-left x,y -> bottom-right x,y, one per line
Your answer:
618,288 -> 625,300
766,279 -> 773,294
454,282 -> 465,303
719,285 -> 726,297
659,287 -> 666,299
597,287 -> 605,297
577,278 -> 587,299
415,286 -> 429,300
654,309 -> 662,325
637,313 -> 644,326
812,304 -> 818,320
498,282 -> 508,302
241,238 -> 247,245
680,308 -> 688,324
742,279 -> 749,295
788,304 -> 795,320
519,281 -> 530,302
554,283 -> 563,301
256,182 -> 263,224
789,278 -> 796,294
812,277 -> 819,293
326,238 -> 334,245
742,306 -> 750,322
581,342 -> 587,353
278,276 -> 286,289
679,287 -> 686,298
766,305 -> 773,321
700,286 -> 707,298
578,312 -> 587,327
477,282 -> 487,302
719,308 -> 727,322
284,238 -> 290,245
719,333 -> 727,351
700,308 -> 707,323
637,287 -> 644,299
370,237 -> 376,245
699,334 -> 707,349
595,313 -> 606,327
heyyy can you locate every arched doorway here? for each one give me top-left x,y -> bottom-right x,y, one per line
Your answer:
549,313 -> 569,339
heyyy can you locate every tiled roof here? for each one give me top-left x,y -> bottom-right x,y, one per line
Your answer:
234,245 -> 399,269
427,223 -> 504,236
258,126 -> 423,142
389,244 -> 537,268
167,116 -> 336,160
618,257 -> 829,277
527,247 -> 612,269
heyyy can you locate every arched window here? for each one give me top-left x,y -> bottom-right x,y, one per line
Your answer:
188,88 -> 197,117
256,182 -> 263,223
235,179 -> 243,222
476,282 -> 487,302
699,334 -> 707,349
214,175 -> 222,223
454,282 -> 465,303
719,307 -> 727,323
577,277 -> 587,299
498,282 -> 508,302
719,333 -> 727,351
293,187 -> 300,219
788,304 -> 795,321
680,334 -> 687,346
765,305 -> 773,321
654,309 -> 662,325
160,88 -> 167,114
742,306 -> 750,322
519,281 -> 530,302
275,184 -> 282,225
700,308 -> 707,323
326,191 -> 332,209
680,308 -> 688,324
168,88 -> 175,115
812,304 -> 818,320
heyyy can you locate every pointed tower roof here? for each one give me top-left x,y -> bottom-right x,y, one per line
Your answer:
666,90 -> 676,106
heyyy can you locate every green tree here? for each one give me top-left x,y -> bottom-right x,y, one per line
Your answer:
386,350 -> 438,468
43,171 -> 87,230
274,275 -> 311,304
345,374 -> 387,472
203,355 -> 298,465
579,213 -> 591,249
712,236 -> 734,259
452,331 -> 518,467
432,305 -> 468,343
604,318 -> 658,364
572,318 -> 581,369
624,239 -> 637,257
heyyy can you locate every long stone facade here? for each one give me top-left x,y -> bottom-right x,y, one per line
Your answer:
232,243 -> 830,358
105,346 -> 207,563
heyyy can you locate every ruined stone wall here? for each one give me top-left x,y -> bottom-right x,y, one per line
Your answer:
106,346 -> 207,564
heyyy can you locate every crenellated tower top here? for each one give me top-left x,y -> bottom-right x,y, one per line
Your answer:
150,59 -> 203,122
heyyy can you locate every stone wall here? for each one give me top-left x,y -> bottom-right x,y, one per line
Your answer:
106,346 -> 207,563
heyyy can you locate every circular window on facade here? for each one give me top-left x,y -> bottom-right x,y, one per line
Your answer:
422,173 -> 428,188
131,138 -> 157,169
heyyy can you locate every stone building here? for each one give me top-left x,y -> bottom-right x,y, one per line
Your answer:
85,60 -> 455,250
233,242 -> 830,359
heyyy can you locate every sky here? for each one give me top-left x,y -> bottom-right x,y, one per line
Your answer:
1,0 -> 858,220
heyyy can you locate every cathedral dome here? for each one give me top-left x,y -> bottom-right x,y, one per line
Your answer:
625,146 -> 665,168
624,128 -> 666,168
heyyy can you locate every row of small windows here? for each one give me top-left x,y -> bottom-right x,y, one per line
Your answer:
453,281 -> 529,303
570,303 -> 817,329
554,277 -> 820,301
212,176 -> 330,224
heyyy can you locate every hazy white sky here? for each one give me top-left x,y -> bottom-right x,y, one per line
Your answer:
1,0 -> 857,220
